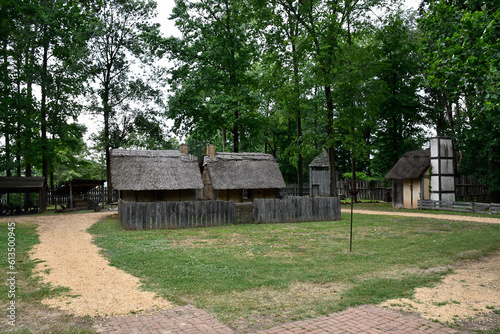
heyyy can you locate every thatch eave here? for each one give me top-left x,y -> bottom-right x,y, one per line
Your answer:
385,150 -> 430,180
111,149 -> 203,191
204,152 -> 286,190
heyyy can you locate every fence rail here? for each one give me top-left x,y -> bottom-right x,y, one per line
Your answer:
418,200 -> 500,214
118,199 -> 234,230
253,197 -> 341,224
282,180 -> 391,201
48,188 -> 118,205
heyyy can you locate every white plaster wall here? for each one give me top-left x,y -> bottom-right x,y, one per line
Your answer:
441,176 -> 456,192
440,159 -> 454,174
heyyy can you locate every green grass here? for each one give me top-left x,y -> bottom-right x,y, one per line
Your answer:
0,221 -> 95,334
89,213 -> 500,332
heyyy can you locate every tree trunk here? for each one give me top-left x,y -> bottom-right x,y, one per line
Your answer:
292,40 -> 303,196
40,35 -> 49,211
103,86 -> 113,203
325,85 -> 338,197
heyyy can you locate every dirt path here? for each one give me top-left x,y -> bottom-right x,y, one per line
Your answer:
9,212 -> 171,317
352,209 -> 500,224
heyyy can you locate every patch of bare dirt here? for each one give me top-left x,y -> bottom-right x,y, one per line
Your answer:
14,212 -> 172,317
380,253 -> 500,331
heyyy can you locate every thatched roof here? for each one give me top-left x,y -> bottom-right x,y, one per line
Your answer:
203,152 -> 286,190
309,151 -> 329,168
0,177 -> 45,193
385,150 -> 430,180
111,149 -> 203,191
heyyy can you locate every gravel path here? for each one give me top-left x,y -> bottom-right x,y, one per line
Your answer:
24,212 -> 172,317
352,209 -> 500,224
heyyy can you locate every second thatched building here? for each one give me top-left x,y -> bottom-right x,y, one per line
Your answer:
200,145 -> 286,203
111,148 -> 203,202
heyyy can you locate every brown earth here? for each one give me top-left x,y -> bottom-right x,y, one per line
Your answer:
5,212 -> 172,317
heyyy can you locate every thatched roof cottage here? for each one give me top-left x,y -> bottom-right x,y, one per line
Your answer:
201,145 -> 286,203
111,148 -> 203,202
385,150 -> 431,209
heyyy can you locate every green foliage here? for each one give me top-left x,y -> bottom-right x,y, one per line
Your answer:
419,1 -> 500,190
0,0 -> 92,179
370,10 -> 427,177
166,0 -> 262,152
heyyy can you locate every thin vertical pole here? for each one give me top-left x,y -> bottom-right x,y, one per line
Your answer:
350,196 -> 353,252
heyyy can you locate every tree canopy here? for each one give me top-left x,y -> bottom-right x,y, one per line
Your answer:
1,0 -> 498,198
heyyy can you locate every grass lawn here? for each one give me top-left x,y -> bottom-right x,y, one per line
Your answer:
89,212 -> 500,333
0,221 -> 94,334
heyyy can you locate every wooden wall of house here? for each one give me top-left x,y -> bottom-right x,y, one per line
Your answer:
402,170 -> 431,209
215,188 -> 281,203
309,168 -> 330,197
121,189 -> 198,202
392,179 -> 404,208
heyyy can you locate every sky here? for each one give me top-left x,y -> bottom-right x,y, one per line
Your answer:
80,0 -> 423,145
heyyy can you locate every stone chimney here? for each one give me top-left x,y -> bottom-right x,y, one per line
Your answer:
206,144 -> 215,158
179,144 -> 189,155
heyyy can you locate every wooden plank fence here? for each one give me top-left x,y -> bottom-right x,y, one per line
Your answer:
119,199 -> 235,230
47,187 -> 118,205
253,197 -> 341,224
282,180 -> 391,201
418,200 -> 500,215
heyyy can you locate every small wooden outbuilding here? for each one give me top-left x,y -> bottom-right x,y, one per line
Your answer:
201,145 -> 286,203
111,149 -> 203,202
53,179 -> 105,210
0,177 -> 46,214
309,151 -> 330,197
385,150 -> 431,209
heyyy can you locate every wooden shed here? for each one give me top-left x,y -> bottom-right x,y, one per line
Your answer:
309,151 -> 330,197
385,150 -> 431,209
201,145 -> 286,203
0,177 -> 46,214
111,149 -> 203,202
53,179 -> 105,210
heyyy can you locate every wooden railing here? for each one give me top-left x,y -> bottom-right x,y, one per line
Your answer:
418,200 -> 500,215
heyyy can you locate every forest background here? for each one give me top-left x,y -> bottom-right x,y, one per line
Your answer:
1,0 -> 499,202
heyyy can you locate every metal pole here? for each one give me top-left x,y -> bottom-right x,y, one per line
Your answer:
350,195 -> 353,252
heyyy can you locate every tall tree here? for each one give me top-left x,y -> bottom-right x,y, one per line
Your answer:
1,0 -> 91,208
419,0 -> 500,191
88,0 -> 166,202
277,0 -> 386,196
371,11 -> 426,177
166,0 -> 261,152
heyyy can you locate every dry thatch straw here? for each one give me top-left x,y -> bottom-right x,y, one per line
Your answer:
203,152 -> 286,190
111,149 -> 203,191
385,150 -> 430,180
